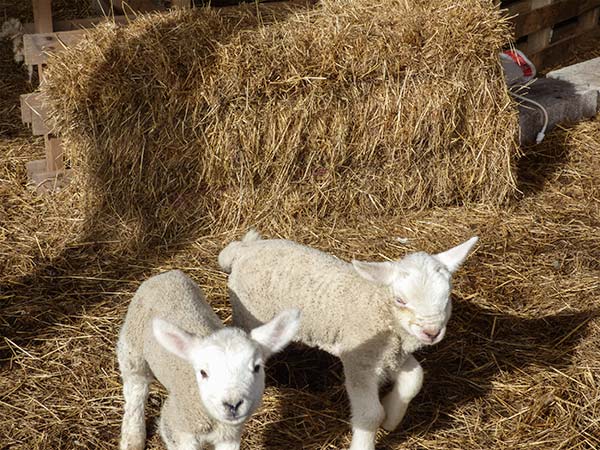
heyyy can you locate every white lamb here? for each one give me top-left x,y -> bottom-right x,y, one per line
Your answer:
219,231 -> 478,450
117,269 -> 300,450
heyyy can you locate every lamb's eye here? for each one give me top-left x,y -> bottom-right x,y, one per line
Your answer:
253,364 -> 261,373
395,297 -> 407,306
200,369 -> 209,379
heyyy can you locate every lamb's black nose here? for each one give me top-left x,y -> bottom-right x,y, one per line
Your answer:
223,399 -> 244,415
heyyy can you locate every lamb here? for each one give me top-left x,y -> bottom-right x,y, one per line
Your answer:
219,231 -> 478,450
117,269 -> 300,450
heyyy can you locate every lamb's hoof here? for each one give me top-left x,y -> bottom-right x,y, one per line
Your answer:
348,443 -> 376,450
381,418 -> 400,432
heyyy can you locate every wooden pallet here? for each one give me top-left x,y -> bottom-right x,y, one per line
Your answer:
21,0 -> 311,192
20,0 -> 191,193
502,0 -> 600,70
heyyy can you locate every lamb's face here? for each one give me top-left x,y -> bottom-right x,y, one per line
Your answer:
190,329 -> 265,424
352,237 -> 478,346
388,253 -> 452,345
152,309 -> 300,426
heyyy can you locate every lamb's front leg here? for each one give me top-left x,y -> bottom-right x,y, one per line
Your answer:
381,354 -> 424,431
117,340 -> 151,450
119,372 -> 150,450
342,360 -> 385,450
159,398 -> 199,450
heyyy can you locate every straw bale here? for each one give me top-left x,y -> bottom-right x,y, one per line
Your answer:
42,0 -> 519,247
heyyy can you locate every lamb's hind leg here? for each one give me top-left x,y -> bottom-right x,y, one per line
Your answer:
117,339 -> 151,450
228,288 -> 263,331
342,359 -> 385,450
381,354 -> 424,431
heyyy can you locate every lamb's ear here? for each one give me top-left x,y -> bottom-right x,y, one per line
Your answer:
352,260 -> 396,285
153,318 -> 195,361
435,237 -> 479,273
251,309 -> 301,357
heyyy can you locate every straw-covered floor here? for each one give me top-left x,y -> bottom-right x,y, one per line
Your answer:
1,1 -> 600,449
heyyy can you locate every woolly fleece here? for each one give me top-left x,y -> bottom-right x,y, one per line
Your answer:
220,234 -> 423,376
118,270 -> 239,441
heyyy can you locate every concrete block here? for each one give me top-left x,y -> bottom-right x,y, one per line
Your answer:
547,57 -> 600,100
516,78 -> 599,145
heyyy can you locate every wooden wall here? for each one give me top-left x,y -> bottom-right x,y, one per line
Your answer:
500,0 -> 600,69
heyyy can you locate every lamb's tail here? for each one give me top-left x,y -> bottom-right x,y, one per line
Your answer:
218,229 -> 261,273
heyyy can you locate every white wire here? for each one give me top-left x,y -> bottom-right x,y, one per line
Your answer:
509,87 -> 549,144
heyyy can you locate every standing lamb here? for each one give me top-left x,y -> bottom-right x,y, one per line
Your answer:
117,269 -> 300,450
219,231 -> 478,450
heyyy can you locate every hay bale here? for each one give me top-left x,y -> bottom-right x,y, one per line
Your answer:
43,0 -> 518,244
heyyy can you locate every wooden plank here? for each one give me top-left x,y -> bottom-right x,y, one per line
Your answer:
44,136 -> 64,172
527,0 -> 555,54
93,0 -> 166,13
38,63 -> 47,83
23,29 -> 88,66
21,92 -> 53,135
32,0 -> 53,33
551,19 -> 581,43
31,112 -> 50,136
25,136 -> 69,192
513,0 -> 600,38
579,6 -> 600,29
171,0 -> 192,7
504,0 -> 534,16
529,26 -> 600,69
23,16 -> 130,34
54,15 -> 129,31
21,93 -> 44,114
20,94 -> 34,124
26,159 -> 71,192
